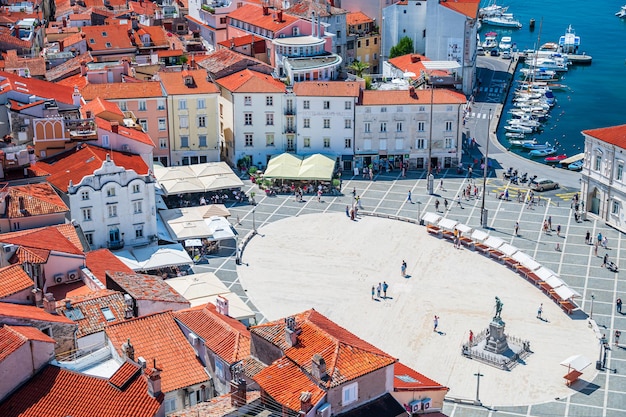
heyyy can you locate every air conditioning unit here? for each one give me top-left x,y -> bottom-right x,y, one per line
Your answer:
188,332 -> 199,345
317,403 -> 331,417
409,400 -> 421,413
54,274 -> 64,283
3,244 -> 15,253
66,270 -> 79,282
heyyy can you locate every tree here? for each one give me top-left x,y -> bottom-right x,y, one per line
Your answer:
389,36 -> 414,59
347,60 -> 370,78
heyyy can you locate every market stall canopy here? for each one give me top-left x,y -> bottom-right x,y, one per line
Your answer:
204,216 -> 236,241
164,272 -> 230,307
484,236 -> 505,249
160,206 -> 235,241
421,212 -> 441,225
544,274 -> 566,289
153,162 -> 243,196
263,153 -> 335,181
553,285 -> 581,300
455,223 -> 473,234
263,153 -> 303,179
499,243 -> 518,257
512,252 -> 541,271
437,218 -> 458,231
115,243 -> 193,271
471,229 -> 489,242
560,355 -> 591,372
535,266 -> 558,282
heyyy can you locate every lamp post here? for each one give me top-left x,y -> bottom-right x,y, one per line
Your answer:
480,109 -> 491,228
597,333 -> 607,370
473,370 -> 484,406
252,209 -> 257,234
590,293 -> 595,319
416,201 -> 422,223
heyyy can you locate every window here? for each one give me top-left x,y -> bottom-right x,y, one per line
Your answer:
157,99 -> 165,110
612,200 -> 620,214
219,104 -> 224,117
396,122 -> 403,132
158,118 -> 166,131
179,116 -> 189,128
618,164 -> 624,181
82,208 -> 92,221
101,307 -> 115,322
342,382 -> 358,406
164,398 -> 177,414
245,113 -> 252,125
323,138 -> 330,148
323,119 -> 330,129
215,360 -> 225,380
381,107 -> 387,113
380,122 -> 387,132
159,138 -> 167,149
220,17 -> 227,24
107,187 -> 116,197
595,155 -> 601,171
197,98 -> 206,109
199,135 -> 207,147
81,191 -> 89,200
379,139 -> 387,150
366,39 -> 369,47
323,101 -> 330,109
345,101 -> 352,110
445,138 -> 454,148
345,138 -> 351,148
139,119 -> 147,131
303,100 -> 310,109
303,118 -> 310,128
245,134 -> 253,147
303,137 -> 311,148
266,134 -> 275,147
102,135 -> 109,147
244,96 -> 251,106
416,138 -> 425,149
181,136 -> 189,147
108,205 -> 117,218
198,116 -> 206,128
266,113 -> 274,125
395,139 -> 403,150
132,184 -> 140,193
364,122 -> 371,133
133,201 -> 142,213
85,233 -> 93,245
105,42 -> 112,48
419,106 -> 426,112
138,100 -> 147,111
178,99 -> 187,110
418,122 -> 425,132
374,37 -> 378,44
266,96 -> 273,106
135,226 -> 144,238
445,121 -> 453,131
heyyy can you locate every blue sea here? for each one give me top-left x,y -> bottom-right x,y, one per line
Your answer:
480,0 -> 626,160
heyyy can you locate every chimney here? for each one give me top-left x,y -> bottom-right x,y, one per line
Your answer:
284,316 -> 299,347
43,293 -> 56,314
277,10 -> 283,22
111,122 -> 119,133
122,338 -> 135,361
72,85 -> 82,107
31,288 -> 43,307
311,354 -> 327,381
62,16 -> 67,27
262,5 -> 269,15
65,299 -> 72,310
230,378 -> 247,407
299,391 -> 313,414
146,359 -> 162,398
409,86 -> 417,99
18,196 -> 25,213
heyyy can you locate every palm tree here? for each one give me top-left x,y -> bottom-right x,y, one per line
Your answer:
347,60 -> 370,78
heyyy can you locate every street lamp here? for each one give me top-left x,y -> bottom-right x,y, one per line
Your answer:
252,209 -> 257,234
590,293 -> 595,319
416,201 -> 422,223
480,108 -> 491,228
473,370 -> 484,406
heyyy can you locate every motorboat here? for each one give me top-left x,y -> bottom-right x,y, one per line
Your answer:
617,5 -> 626,18
499,36 -> 512,50
523,141 -> 551,150
508,118 -> 541,128
483,13 -> 522,29
509,138 -> 538,147
568,160 -> 584,171
482,32 -> 498,49
479,0 -> 508,18
505,125 -> 534,133
526,56 -> 569,72
520,68 -> 558,80
530,147 -> 557,157
558,25 -> 580,54
545,154 -> 567,163
505,132 -> 528,138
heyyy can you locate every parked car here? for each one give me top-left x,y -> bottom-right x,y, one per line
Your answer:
477,46 -> 485,56
490,48 -> 500,57
501,50 -> 511,59
530,178 -> 559,191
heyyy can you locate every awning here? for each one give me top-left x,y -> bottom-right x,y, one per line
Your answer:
115,243 -> 193,272
153,162 -> 243,196
544,275 -> 566,289
471,229 -> 489,242
298,154 -> 336,181
159,206 -> 234,241
535,266 -> 558,282
164,272 -> 230,307
560,355 -> 591,372
437,218 -> 458,231
512,252 -> 541,270
263,153 -> 303,179
499,243 -> 518,257
184,239 -> 203,247
421,212 -> 441,224
553,285 -> 581,300
484,236 -> 505,249
455,223 -> 473,234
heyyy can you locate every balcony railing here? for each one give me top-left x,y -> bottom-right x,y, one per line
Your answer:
107,239 -> 125,250
284,127 -> 296,134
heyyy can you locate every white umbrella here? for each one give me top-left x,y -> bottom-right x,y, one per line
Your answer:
422,212 -> 442,225
471,229 -> 489,242
560,355 -> 591,372
437,218 -> 458,231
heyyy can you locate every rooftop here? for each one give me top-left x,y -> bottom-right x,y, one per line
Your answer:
55,289 -> 128,338
157,69 -> 220,96
227,4 -> 299,34
0,71 -> 79,105
80,24 -> 135,52
105,311 -> 209,393
0,183 -> 68,219
1,226 -> 85,257
85,248 -> 135,283
106,271 -> 189,304
81,81 -> 164,100
216,69 -> 286,93
346,11 -> 374,26
360,88 -> 466,106
583,124 -> 626,148
293,81 -> 360,97
0,264 -> 33,299
0,301 -> 74,324
170,391 -> 262,417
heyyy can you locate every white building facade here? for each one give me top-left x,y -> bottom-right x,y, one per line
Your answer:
68,155 -> 157,250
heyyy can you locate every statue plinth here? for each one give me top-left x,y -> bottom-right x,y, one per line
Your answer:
484,318 -> 508,354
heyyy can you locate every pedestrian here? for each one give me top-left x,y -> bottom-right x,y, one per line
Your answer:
543,220 -> 549,234
548,216 -> 552,230
537,303 -> 543,319
376,282 -> 382,298
357,196 -> 363,209
585,231 -> 591,245
602,236 -> 608,249
615,330 -> 621,346
594,241 -> 599,256
469,330 -> 474,346
602,253 -> 609,268
504,189 -> 509,201
444,199 -> 449,211
433,315 -> 439,332
369,167 -> 373,181
352,187 -> 356,198
407,190 -> 413,203
514,222 -> 519,236
438,179 -> 445,192
435,199 -> 440,212
555,242 -> 561,252
401,260 -> 407,277
468,166 -> 473,178
617,297 -> 622,313
317,189 -> 322,202
556,224 -> 561,237
350,208 -> 355,221
598,232 -> 603,245
383,281 -> 389,298
345,205 -> 350,217
371,285 -> 375,300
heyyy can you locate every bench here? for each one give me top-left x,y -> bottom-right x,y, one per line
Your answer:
559,299 -> 577,315
442,230 -> 455,241
488,249 -> 506,262
503,257 -> 520,269
426,225 -> 442,237
563,369 -> 582,386
460,236 -> 474,249
475,243 -> 490,254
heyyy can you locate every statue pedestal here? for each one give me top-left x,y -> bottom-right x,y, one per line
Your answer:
484,318 -> 508,354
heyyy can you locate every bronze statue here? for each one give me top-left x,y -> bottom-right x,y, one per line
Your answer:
494,296 -> 503,319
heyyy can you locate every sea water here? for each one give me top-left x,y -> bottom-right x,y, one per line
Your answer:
480,0 -> 626,160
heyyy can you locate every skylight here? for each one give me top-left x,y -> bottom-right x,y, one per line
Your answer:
101,307 -> 116,322
64,307 -> 85,321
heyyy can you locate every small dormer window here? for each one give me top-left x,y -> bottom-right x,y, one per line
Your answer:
184,76 -> 193,86
105,42 -> 112,48
89,39 -> 95,44
102,31 -> 108,37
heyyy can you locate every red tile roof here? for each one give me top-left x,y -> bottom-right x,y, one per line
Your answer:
216,69 -> 286,93
393,362 -> 447,391
3,50 -> 46,77
0,223 -> 86,253
583,124 -> 626,148
81,24 -> 135,52
287,0 -> 346,18
109,359 -> 142,388
439,0 -> 480,19
45,52 -> 94,83
32,144 -> 149,192
0,364 -> 163,417
157,69 -> 220,95
253,356 -> 325,412
105,311 -> 209,393
106,271 -> 190,305
129,0 -> 159,15
346,11 -> 374,26
174,303 -> 250,364
134,25 -> 169,48
360,87 -> 466,106
2,183 -> 68,218
5,324 -> 56,344
1,226 -> 85,256
293,81 -> 361,97
55,289 -> 128,338
387,54 -> 429,76
0,71 -> 78,105
0,301 -> 74,324
86,248 -> 135,282
252,309 -> 396,388
10,246 -> 50,264
81,81 -> 164,100
82,97 -> 125,119
227,4 -> 299,34
217,34 -> 263,48
0,264 -> 33,298
0,325 -> 54,361
96,117 -> 155,147
169,391 -> 261,417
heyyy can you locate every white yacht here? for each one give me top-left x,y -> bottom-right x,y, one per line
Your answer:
482,32 -> 498,49
498,36 -> 512,50
616,5 -> 626,18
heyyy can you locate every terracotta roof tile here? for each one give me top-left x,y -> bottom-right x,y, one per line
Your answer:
0,325 -> 27,361
0,301 -> 75,324
170,391 -> 261,417
583,124 -> 626,148
2,183 -> 68,218
1,227 -> 84,256
3,50 -> 46,77
56,72 -> 89,89
360,88 -> 466,106
293,81 -> 360,97
105,311 -> 209,393
109,359 -> 142,389
0,264 -> 33,298
86,248 -> 135,282
0,71 -> 78,105
0,364 -> 163,417
0,224 -> 86,253
346,11 -> 374,26
96,117 -> 155,147
107,271 -> 190,305
195,49 -> 272,78
387,53 -> 429,75
82,97 -> 125,119
393,362 -> 447,391
216,69 -> 286,93
80,24 -> 135,52
174,303 -> 250,364
253,356 -> 326,412
227,4 -> 299,33
216,34 -> 263,48
157,69 -> 220,95
129,0 -> 159,15
81,81 -> 164,100
31,144 -> 149,192
286,0 -> 346,18
45,52 -> 94,82
10,246 -> 50,264
134,25 -> 169,48
252,309 -> 396,388
55,289 -> 128,338
440,0 -> 480,19
5,324 -> 56,344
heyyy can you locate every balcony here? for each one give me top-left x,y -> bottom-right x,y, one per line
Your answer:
285,108 -> 295,115
284,127 -> 296,134
107,239 -> 125,250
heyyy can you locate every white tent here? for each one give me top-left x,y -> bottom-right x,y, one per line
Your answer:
437,218 -> 458,231
499,243 -> 518,257
560,355 -> 591,372
153,162 -> 243,196
471,229 -> 489,242
535,266 -> 558,282
115,243 -> 193,272
455,223 -> 473,234
484,236 -> 505,249
164,272 -> 230,306
421,212 -> 442,225
204,216 -> 236,241
160,206 -> 234,241
544,275 -> 566,289
512,252 -> 541,271
553,285 -> 581,300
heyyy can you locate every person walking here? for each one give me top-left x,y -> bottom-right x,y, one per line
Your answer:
376,283 -> 382,298
371,285 -> 376,300
456,196 -> 463,209
433,315 -> 439,332
444,199 -> 449,211
585,230 -> 591,245
383,281 -> 389,298
548,216 -> 552,230
514,222 -> 519,236
435,199 -> 440,212
617,297 -> 622,313
537,303 -> 543,319
615,330 -> 621,346
317,189 -> 322,202
594,241 -> 599,257
356,196 -> 363,209
557,224 -> 561,237
401,260 -> 407,277
603,236 -> 608,249
602,253 -> 609,268
469,330 -> 474,346
352,187 -> 356,198
407,190 -> 413,203
346,205 -> 350,217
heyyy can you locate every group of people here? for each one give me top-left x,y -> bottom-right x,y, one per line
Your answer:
371,281 -> 389,300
